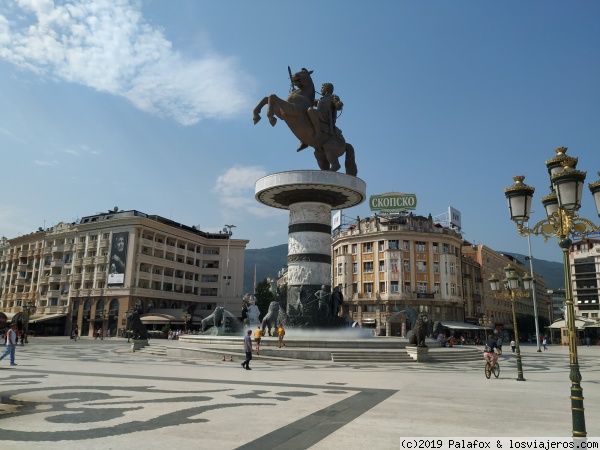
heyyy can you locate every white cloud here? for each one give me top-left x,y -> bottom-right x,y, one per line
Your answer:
0,0 -> 252,125
34,159 -> 58,165
214,165 -> 282,219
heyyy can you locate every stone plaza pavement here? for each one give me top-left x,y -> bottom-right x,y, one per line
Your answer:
0,337 -> 598,449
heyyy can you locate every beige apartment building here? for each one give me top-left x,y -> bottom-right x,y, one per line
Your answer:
332,213 -> 464,336
570,237 -> 600,322
0,210 -> 247,337
461,244 -> 550,334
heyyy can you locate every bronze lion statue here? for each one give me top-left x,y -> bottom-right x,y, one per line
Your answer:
201,306 -> 224,332
408,314 -> 429,347
261,301 -> 280,336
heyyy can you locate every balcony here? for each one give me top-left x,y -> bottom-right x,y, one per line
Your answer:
82,257 -> 94,265
49,275 -> 61,283
52,245 -> 64,252
50,260 -> 64,268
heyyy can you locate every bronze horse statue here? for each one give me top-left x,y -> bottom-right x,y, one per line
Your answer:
253,68 -> 358,176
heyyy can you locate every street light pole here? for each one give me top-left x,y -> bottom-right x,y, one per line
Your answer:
525,230 -> 542,352
489,267 -> 530,382
222,224 -> 236,334
502,147 -> 600,438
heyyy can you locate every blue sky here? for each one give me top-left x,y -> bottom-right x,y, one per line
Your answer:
1,1 -> 599,264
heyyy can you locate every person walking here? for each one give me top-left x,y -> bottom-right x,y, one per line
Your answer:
510,340 -> 516,353
277,323 -> 286,348
542,336 -> 548,350
0,323 -> 19,366
241,330 -> 253,370
253,326 -> 262,355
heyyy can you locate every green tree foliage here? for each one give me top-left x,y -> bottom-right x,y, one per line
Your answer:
255,278 -> 275,317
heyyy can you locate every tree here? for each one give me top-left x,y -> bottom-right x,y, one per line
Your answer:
255,278 -> 275,317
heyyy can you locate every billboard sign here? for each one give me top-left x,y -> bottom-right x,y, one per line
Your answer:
332,211 -> 342,230
369,192 -> 417,212
108,232 -> 129,286
449,206 -> 461,229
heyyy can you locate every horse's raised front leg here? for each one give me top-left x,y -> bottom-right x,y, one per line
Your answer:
266,94 -> 280,127
253,96 -> 268,125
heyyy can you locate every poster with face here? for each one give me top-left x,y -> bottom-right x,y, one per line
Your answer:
108,232 -> 128,286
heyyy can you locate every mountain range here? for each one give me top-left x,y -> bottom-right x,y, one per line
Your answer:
243,245 -> 565,294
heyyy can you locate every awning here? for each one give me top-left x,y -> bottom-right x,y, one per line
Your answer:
441,321 -> 485,330
140,314 -> 180,324
29,313 -> 68,323
140,309 -> 204,324
3,312 -> 25,323
548,318 -> 595,329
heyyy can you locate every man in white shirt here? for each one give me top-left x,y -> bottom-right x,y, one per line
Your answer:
0,323 -> 19,366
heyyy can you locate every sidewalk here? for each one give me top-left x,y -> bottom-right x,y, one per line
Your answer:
0,338 -> 597,449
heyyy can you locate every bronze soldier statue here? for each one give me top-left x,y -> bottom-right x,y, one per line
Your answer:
297,83 -> 344,151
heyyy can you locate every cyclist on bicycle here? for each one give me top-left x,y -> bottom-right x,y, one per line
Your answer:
483,334 -> 499,366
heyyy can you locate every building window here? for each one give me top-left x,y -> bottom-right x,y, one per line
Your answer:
450,262 -> 456,274
418,282 -> 427,293
403,240 -> 409,251
364,261 -> 373,273
403,260 -> 410,273
404,282 -> 411,293
433,243 -> 439,253
434,283 -> 441,294
390,259 -> 398,273
379,281 -> 386,293
352,262 -> 357,274
363,242 -> 373,253
416,241 -> 426,252
442,243 -> 449,253
352,244 -> 357,254
337,263 -> 343,275
391,281 -> 399,292
378,241 -> 385,251
433,262 -> 439,274
389,240 -> 399,250
451,283 -> 456,295
417,261 -> 427,273
364,283 -> 373,294
379,261 -> 385,272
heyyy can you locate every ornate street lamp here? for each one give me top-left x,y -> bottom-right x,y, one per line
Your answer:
489,267 -> 531,382
21,301 -> 37,344
123,309 -> 134,342
222,224 -> 236,334
502,147 -> 600,438
478,314 -> 494,342
182,311 -> 191,333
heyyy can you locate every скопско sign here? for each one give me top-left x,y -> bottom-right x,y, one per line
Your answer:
369,192 -> 417,212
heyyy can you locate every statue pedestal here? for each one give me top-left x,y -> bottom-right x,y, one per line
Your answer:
406,346 -> 429,362
255,171 -> 366,323
131,339 -> 148,352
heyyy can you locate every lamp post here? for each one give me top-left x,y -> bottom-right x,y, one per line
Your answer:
502,147 -> 600,438
525,232 -> 542,352
489,267 -> 532,382
222,224 -> 236,334
182,311 -> 191,333
478,314 -> 494,342
21,301 -> 37,344
98,309 -> 107,340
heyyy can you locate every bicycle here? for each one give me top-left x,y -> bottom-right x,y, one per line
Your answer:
484,360 -> 500,379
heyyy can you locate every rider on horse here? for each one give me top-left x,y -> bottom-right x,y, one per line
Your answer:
297,83 -> 344,151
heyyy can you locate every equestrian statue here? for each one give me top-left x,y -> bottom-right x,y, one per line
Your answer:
253,67 -> 358,176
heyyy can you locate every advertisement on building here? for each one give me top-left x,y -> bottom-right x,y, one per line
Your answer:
449,206 -> 461,229
108,232 -> 128,286
369,192 -> 417,212
332,210 -> 342,230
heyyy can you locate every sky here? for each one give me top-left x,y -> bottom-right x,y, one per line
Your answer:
1,0 -> 600,264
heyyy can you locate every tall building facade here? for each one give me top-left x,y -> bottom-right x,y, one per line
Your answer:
570,238 -> 600,322
332,213 -> 464,336
0,210 -> 247,336
461,244 -> 549,333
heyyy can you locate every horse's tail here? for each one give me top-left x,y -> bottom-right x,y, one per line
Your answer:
344,143 -> 358,176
